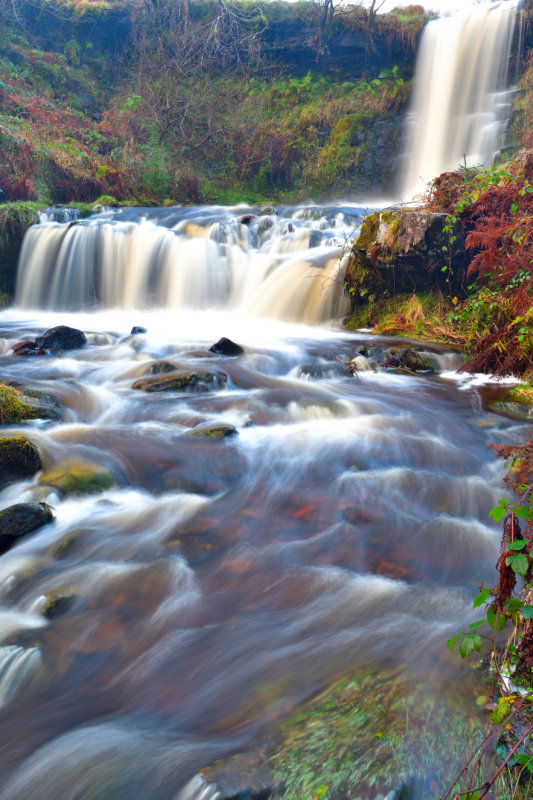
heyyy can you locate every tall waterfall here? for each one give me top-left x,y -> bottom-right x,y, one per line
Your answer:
401,2 -> 517,200
14,206 -> 363,323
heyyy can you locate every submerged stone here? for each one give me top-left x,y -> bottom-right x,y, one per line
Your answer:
209,337 -> 244,357
0,502 -> 54,555
186,424 -> 238,439
132,370 -> 227,392
40,458 -> 115,495
143,360 -> 180,376
0,436 -> 42,487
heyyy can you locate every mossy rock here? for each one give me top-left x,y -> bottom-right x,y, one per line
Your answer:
42,590 -> 78,620
40,458 -> 115,495
0,502 -> 54,555
132,370 -> 227,393
0,384 -> 35,424
0,383 -> 63,424
0,436 -> 42,487
186,424 -> 238,440
507,383 -> 533,405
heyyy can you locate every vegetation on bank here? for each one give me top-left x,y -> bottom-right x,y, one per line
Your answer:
0,0 -> 428,206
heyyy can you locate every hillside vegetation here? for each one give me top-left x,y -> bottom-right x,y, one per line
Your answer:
0,0 -> 427,205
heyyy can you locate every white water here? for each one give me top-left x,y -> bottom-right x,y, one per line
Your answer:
15,206 -> 368,324
401,2 -> 517,200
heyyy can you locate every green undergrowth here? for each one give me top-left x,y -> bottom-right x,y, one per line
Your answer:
0,201 -> 44,296
271,666 -> 484,800
345,292 -> 465,346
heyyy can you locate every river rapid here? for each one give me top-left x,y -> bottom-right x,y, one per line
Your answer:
0,204 -> 529,799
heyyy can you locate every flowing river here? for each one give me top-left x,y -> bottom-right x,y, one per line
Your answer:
0,204 -> 529,799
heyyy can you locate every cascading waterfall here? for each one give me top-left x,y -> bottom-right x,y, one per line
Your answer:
401,2 -> 517,200
15,206 -> 363,323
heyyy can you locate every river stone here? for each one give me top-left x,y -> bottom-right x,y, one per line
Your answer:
209,337 -> 244,356
350,355 -> 371,372
298,362 -> 346,379
131,326 -> 147,335
380,346 -> 434,372
42,591 -> 77,620
186,424 -> 238,439
0,436 -> 42,487
20,388 -> 63,421
39,458 -> 115,495
143,360 -> 181,376
13,340 -> 46,357
0,502 -> 54,555
132,370 -> 227,393
35,325 -> 87,350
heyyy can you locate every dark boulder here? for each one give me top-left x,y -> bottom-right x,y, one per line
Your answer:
209,337 -> 244,357
131,326 -> 147,335
0,502 -> 54,555
0,436 -> 42,487
35,325 -> 87,350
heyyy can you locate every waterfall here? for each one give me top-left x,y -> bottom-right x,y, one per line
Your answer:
14,206 -> 365,323
401,2 -> 517,200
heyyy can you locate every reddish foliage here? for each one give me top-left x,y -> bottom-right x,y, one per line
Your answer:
460,178 -> 533,376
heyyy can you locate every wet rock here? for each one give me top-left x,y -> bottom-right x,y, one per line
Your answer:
34,325 -> 87,350
489,401 -> 533,422
240,215 -> 255,225
350,355 -> 371,372
41,591 -> 77,620
309,229 -> 322,248
0,384 -> 62,424
194,750 -> 275,800
209,337 -> 244,357
132,370 -> 227,393
39,458 -> 115,495
298,362 -> 346,379
186,424 -> 238,440
0,436 -> 42,487
380,346 -> 434,372
13,340 -> 46,357
20,388 -> 63,421
131,326 -> 147,335
143,360 -> 180,376
0,502 -> 54,554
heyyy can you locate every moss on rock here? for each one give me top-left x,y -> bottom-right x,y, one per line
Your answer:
40,458 -> 115,495
0,383 -> 35,424
0,436 -> 42,486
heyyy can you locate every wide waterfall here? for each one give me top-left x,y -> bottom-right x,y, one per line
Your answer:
401,2 -> 517,200
14,205 -> 363,323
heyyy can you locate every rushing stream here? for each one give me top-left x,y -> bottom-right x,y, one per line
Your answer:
0,202 -> 530,799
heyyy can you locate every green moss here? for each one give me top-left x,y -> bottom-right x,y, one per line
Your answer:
0,383 -> 35,424
507,382 -> 533,405
42,590 -> 77,620
40,458 -> 114,495
0,435 -> 42,481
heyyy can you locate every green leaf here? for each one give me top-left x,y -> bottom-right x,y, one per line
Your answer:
506,553 -> 529,578
522,605 -> 533,619
459,633 -> 482,658
489,505 -> 507,523
473,587 -> 491,607
447,632 -> 462,652
514,505 -> 533,520
507,539 -> 528,551
469,620 -> 485,631
487,605 -> 506,630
